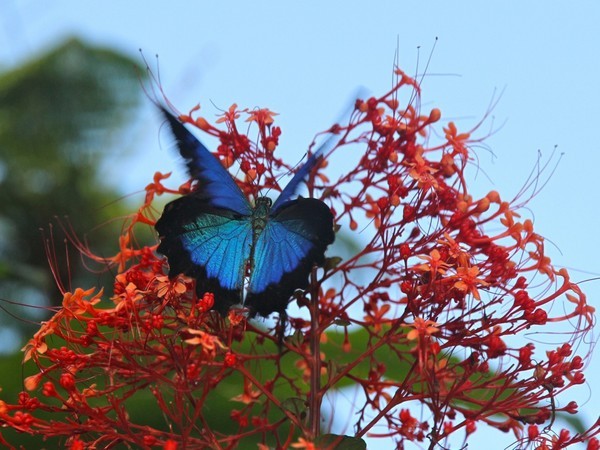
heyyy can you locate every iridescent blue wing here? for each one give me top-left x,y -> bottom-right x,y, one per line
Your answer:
157,107 -> 336,317
161,108 -> 252,215
180,212 -> 251,291
245,197 -> 335,316
271,126 -> 340,213
155,195 -> 252,314
271,151 -> 324,213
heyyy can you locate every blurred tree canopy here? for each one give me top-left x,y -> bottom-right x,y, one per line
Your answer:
0,38 -> 145,351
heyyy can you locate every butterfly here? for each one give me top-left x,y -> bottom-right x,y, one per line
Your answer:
155,108 -> 335,318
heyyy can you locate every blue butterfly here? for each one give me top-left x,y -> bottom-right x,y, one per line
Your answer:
155,108 -> 335,317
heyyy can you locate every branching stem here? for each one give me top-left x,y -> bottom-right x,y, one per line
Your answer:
308,267 -> 322,439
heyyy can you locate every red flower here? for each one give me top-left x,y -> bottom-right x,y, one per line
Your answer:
0,67 -> 596,450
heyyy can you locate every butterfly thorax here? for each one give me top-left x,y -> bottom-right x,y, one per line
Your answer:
251,197 -> 272,238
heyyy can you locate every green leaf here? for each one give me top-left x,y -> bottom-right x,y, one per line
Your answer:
557,411 -> 587,435
332,318 -> 351,327
320,325 -> 414,390
285,328 -> 306,347
315,434 -> 366,449
323,256 -> 343,271
282,397 -> 309,424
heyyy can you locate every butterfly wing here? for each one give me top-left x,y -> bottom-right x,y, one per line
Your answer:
161,108 -> 251,215
271,124 -> 342,213
271,151 -> 324,213
157,107 -> 335,317
155,195 -> 252,314
245,197 -> 335,316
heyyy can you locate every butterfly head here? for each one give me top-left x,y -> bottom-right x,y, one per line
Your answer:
254,196 -> 273,211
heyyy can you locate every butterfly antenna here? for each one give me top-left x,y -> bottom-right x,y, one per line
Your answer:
270,88 -> 366,208
308,86 -> 367,160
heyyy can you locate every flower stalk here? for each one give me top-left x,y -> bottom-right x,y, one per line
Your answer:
0,67 -> 597,449
308,269 -> 322,440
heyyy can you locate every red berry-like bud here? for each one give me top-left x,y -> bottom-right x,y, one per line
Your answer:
224,352 -> 237,367
400,243 -> 411,260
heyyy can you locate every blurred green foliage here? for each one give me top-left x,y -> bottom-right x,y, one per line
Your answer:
0,38 -> 588,448
0,38 -> 145,351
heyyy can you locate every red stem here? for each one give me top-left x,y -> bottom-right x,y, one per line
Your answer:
309,268 -> 322,439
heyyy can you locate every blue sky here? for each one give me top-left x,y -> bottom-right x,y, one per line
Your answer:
2,1 -> 599,447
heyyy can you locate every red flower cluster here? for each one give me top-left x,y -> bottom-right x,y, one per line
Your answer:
0,69 -> 597,449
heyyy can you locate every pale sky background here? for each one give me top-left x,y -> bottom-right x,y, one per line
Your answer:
1,1 -> 599,448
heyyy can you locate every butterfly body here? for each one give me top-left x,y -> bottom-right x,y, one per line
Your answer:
250,197 -> 271,252
155,109 -> 335,317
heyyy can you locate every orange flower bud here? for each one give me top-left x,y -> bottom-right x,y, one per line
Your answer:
487,190 -> 501,203
457,200 -> 469,213
428,108 -> 441,123
475,197 -> 490,213
195,117 -> 210,131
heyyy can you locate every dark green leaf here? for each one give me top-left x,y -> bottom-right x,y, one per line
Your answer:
315,434 -> 366,449
282,397 -> 309,424
323,256 -> 343,271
